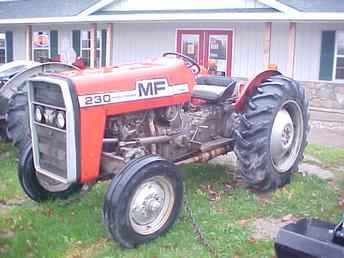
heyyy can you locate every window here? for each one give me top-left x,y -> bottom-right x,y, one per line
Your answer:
334,31 -> 344,80
0,33 -> 6,64
80,30 -> 102,67
32,31 -> 50,62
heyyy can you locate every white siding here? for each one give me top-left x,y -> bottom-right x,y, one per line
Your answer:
270,22 -> 288,75
104,0 -> 268,11
3,21 -> 344,81
0,26 -> 26,60
113,22 -> 265,78
12,27 -> 26,60
294,23 -> 344,81
113,22 -> 344,81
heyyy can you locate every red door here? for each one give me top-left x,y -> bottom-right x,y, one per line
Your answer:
176,30 -> 204,66
177,30 -> 233,77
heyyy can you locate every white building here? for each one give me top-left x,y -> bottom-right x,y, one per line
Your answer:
0,0 -> 344,108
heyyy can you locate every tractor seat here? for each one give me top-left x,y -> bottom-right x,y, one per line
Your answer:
192,76 -> 237,102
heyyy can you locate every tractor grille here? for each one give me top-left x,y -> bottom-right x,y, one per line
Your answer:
30,81 -> 68,181
32,81 -> 65,107
36,125 -> 67,178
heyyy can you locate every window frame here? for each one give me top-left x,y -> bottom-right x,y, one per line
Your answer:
333,31 -> 344,81
32,31 -> 51,63
0,32 -> 6,64
80,30 -> 102,68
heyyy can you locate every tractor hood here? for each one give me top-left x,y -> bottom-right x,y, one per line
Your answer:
56,57 -> 195,97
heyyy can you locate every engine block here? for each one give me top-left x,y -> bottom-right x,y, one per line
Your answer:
103,102 -> 237,163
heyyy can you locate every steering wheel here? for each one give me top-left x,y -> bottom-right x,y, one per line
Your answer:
163,52 -> 201,75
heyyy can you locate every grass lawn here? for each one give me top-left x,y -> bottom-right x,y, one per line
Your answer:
305,144 -> 344,168
0,141 -> 343,258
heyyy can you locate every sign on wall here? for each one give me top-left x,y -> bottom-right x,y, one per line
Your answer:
33,32 -> 49,49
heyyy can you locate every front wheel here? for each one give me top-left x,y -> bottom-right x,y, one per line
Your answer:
18,144 -> 82,202
103,156 -> 183,248
234,75 -> 309,191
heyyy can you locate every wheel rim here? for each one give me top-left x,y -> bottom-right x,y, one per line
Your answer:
129,176 -> 175,235
270,100 -> 304,173
36,172 -> 71,192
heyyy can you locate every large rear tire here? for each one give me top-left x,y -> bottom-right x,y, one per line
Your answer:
0,94 -> 10,140
4,62 -> 78,148
6,87 -> 30,150
234,75 -> 309,191
103,156 -> 183,248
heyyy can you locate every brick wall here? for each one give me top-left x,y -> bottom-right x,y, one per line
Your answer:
301,81 -> 344,110
233,76 -> 344,110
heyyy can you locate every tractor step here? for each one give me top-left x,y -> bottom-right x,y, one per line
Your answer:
275,218 -> 344,258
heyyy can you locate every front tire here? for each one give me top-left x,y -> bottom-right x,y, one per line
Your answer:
234,75 -> 309,191
18,144 -> 82,202
103,156 -> 183,248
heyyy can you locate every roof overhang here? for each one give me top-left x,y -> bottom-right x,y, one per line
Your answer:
78,0 -> 115,16
257,0 -> 300,14
1,12 -> 344,25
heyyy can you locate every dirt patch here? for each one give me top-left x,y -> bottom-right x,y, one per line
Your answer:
0,229 -> 15,240
251,216 -> 296,241
299,163 -> 334,180
303,154 -> 322,165
0,244 -> 10,256
0,151 -> 10,160
0,203 -> 12,216
64,238 -> 110,258
0,198 -> 28,216
256,192 -> 273,205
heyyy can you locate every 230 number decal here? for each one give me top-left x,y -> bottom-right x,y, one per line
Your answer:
84,94 -> 111,105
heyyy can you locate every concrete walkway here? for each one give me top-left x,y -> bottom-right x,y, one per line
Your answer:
309,110 -> 344,148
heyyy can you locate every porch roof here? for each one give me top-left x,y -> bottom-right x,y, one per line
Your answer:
279,0 -> 344,12
0,0 -> 99,19
0,0 -> 344,24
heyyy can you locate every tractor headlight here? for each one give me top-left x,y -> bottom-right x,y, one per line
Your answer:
56,111 -> 66,129
44,108 -> 56,125
34,106 -> 44,123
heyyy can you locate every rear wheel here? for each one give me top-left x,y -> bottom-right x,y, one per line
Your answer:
0,95 -> 9,140
234,75 -> 309,191
6,87 -> 30,150
103,156 -> 183,248
18,144 -> 82,202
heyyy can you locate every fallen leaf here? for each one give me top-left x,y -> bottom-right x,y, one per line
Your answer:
47,208 -> 53,217
239,219 -> 249,226
282,214 -> 293,222
248,236 -> 257,244
224,182 -> 233,192
214,207 -> 225,214
199,184 -> 221,202
337,198 -> 344,208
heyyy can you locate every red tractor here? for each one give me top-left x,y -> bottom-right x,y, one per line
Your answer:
12,52 -> 309,248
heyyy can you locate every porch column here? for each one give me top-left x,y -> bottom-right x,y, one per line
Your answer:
287,22 -> 296,77
90,23 -> 97,68
25,25 -> 32,61
106,23 -> 113,66
264,22 -> 272,69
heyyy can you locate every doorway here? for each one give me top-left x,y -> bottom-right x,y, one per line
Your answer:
176,29 -> 233,77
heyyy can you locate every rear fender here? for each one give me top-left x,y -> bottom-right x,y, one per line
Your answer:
234,70 -> 281,112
